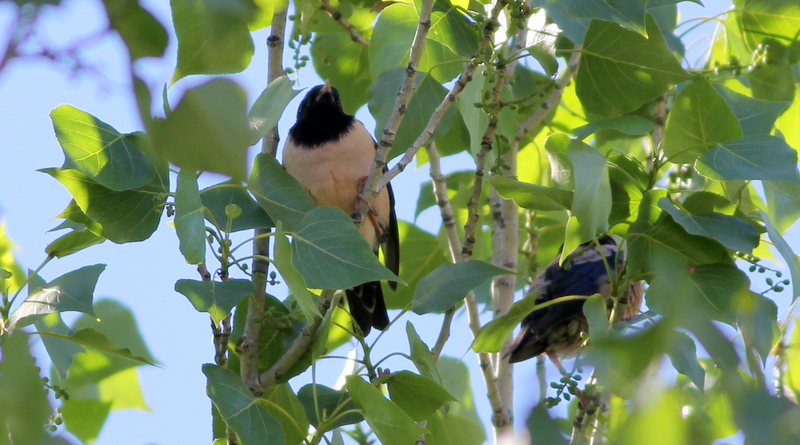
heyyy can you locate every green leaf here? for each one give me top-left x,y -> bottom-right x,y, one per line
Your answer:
608,154 -> 647,224
291,206 -> 401,290
426,410 -> 487,445
171,0 -> 255,81
666,331 -> 705,390
406,322 -> 441,383
249,153 -> 315,232
532,0 -> 590,43
485,176 -> 573,211
587,320 -> 673,398
203,364 -> 284,445
386,371 -> 456,422
248,77 -> 300,140
577,15 -> 691,117
311,9 -> 375,113
35,313 -> 84,381
760,210 -> 800,301
435,357 -> 484,429
696,135 -> 800,184
102,0 -> 168,60
42,168 -> 166,243
370,3 -> 473,83
61,399 -> 112,443
712,84 -> 790,136
763,181 -> 800,232
175,169 -> 206,264
200,180 -> 272,232
152,79 -> 251,181
786,316 -> 800,400
747,41 -> 796,102
413,260 -> 509,314
740,0 -> 800,50
583,293 -> 609,341
40,328 -> 157,366
563,0 -> 648,35
657,198 -> 760,253
526,404 -> 569,445
737,292 -> 778,364
662,75 -> 742,164
45,228 -> 105,258
65,299 -> 158,388
565,140 -> 611,248
648,263 -> 749,325
627,191 -> 735,278
0,331 -> 52,445
7,264 -> 104,330
386,222 -> 448,309
274,227 -> 321,322
368,69 -> 458,159
573,115 -> 654,141
175,279 -> 254,325
297,384 -> 363,430
50,105 -> 156,191
345,375 -> 427,445
457,67 -> 489,158
263,383 -> 309,445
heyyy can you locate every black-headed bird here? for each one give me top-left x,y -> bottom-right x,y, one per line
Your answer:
507,235 -> 643,369
282,81 -> 399,336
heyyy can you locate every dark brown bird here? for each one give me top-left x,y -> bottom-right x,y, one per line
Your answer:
282,81 -> 399,336
507,235 -> 643,369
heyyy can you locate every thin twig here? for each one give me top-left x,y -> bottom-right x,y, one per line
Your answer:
378,0 -> 509,189
513,46 -> 582,146
319,0 -> 370,46
427,143 -> 460,363
241,6 -> 288,394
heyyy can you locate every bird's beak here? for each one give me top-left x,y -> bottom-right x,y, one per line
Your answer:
317,80 -> 332,101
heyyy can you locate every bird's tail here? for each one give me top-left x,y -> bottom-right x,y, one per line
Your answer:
345,282 -> 390,336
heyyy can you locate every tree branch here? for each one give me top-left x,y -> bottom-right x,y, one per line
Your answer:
253,289 -> 336,394
319,0 -> 370,47
357,0 -> 434,217
513,45 -> 582,147
378,0 -> 509,189
241,6 -> 288,394
461,67 -> 513,433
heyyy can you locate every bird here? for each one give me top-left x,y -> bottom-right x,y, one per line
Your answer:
506,235 -> 643,369
282,80 -> 399,336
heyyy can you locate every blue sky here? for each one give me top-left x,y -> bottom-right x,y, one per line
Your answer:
1,0 -> 795,444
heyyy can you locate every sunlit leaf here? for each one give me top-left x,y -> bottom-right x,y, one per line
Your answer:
248,77 -> 300,139
662,75 -> 742,164
51,105 -> 156,191
0,331 -> 51,445
175,169 -> 206,264
577,15 -> 691,117
7,264 -> 104,330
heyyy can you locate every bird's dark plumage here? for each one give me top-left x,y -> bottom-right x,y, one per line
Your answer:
282,81 -> 400,336
507,235 -> 642,363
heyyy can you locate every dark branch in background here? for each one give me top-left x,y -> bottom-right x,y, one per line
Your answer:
319,0 -> 370,47
241,7 -> 288,394
462,66 -> 513,434
378,0 -> 509,189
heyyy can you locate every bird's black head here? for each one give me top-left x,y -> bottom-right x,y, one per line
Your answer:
289,81 -> 355,148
